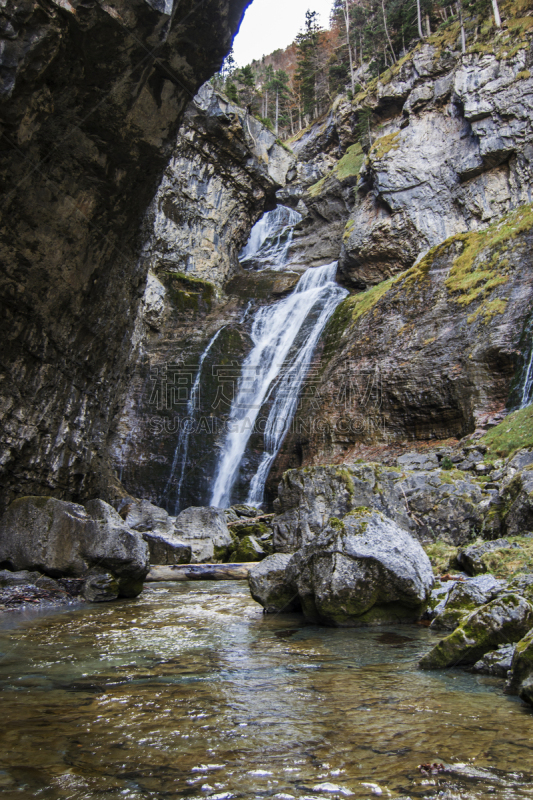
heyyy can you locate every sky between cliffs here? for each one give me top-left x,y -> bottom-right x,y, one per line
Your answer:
232,0 -> 333,67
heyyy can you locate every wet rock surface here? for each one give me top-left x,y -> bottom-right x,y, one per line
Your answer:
419,594 -> 533,669
248,553 -> 298,613
472,643 -> 515,678
253,508 -> 434,626
0,496 -> 149,597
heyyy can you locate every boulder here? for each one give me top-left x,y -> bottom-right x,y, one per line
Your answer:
502,467 -> 533,536
248,554 -> 299,613
0,497 -> 149,598
229,535 -> 266,563
430,575 -> 505,630
174,506 -> 233,563
123,500 -> 174,536
472,644 -> 515,677
272,464 -> 484,553
141,531 -> 192,565
419,594 -> 533,669
455,539 -> 521,575
284,508 -> 434,626
505,629 -> 533,703
231,504 -> 263,518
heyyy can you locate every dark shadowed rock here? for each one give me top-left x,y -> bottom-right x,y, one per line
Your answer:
0,497 -> 149,597
472,644 -> 515,677
248,554 -> 299,613
285,508 -> 434,626
505,628 -> 533,702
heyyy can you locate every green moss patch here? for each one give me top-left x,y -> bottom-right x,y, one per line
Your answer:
480,404 -> 533,458
424,541 -> 460,575
369,132 -> 400,161
444,204 -> 533,307
160,271 -> 215,313
333,143 -> 364,181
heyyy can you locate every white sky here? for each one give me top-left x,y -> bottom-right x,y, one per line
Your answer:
232,0 -> 333,67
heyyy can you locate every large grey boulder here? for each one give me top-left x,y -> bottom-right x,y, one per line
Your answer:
123,499 -> 174,536
419,594 -> 533,669
122,499 -> 191,565
472,644 -> 516,678
248,554 -> 299,613
283,508 -> 434,626
141,531 -> 192,565
0,497 -> 149,597
174,506 -> 233,563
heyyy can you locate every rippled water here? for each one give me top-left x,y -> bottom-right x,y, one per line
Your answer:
0,582 -> 532,800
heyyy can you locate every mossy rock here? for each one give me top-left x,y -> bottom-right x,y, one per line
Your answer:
231,521 -> 271,539
228,535 -> 266,563
419,593 -> 533,669
506,627 -> 533,696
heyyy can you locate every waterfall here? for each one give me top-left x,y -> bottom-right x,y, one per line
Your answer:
240,206 -> 302,271
210,263 -> 348,509
161,326 -> 225,514
520,347 -> 533,408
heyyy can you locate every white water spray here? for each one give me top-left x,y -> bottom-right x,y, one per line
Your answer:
210,263 -> 348,508
240,206 -> 302,271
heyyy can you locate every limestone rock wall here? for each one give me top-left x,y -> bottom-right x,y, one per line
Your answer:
109,90 -> 296,511
0,0 -> 250,513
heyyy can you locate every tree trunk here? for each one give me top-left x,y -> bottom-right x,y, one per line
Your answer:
416,0 -> 424,39
426,13 -> 431,35
275,89 -> 279,135
344,0 -> 355,92
457,0 -> 467,53
491,0 -> 502,27
381,0 -> 397,63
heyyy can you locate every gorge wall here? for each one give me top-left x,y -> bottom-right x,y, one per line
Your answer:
0,0 -> 250,513
268,24 -> 533,489
110,85 -> 297,511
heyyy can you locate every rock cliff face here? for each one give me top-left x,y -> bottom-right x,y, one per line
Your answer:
0,0 -> 250,513
109,88 -> 296,511
271,210 -> 533,480
278,36 -> 533,284
268,27 -> 533,484
144,83 -> 294,288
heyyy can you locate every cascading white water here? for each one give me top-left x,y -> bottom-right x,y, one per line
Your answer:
161,326 -> 225,514
239,206 -> 302,271
210,263 -> 348,509
520,347 -> 533,408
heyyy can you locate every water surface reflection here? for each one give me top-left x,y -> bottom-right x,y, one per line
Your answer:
0,581 -> 531,799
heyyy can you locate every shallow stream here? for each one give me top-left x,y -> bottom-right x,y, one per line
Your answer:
0,582 -> 532,799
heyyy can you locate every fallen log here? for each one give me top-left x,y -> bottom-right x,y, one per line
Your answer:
145,563 -> 259,582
